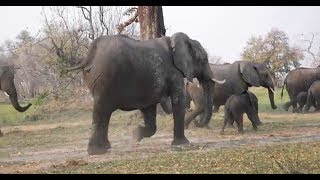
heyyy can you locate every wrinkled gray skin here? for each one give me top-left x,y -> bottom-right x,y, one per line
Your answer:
66,32 -> 225,155
0,65 -> 32,137
0,66 -> 32,112
184,61 -> 277,128
161,79 -> 192,114
281,67 -> 320,113
283,92 -> 316,112
221,91 -> 262,134
303,80 -> 320,113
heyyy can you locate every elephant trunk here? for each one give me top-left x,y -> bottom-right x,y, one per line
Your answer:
196,80 -> 214,127
9,96 -> 32,112
268,86 -> 277,109
4,80 -> 32,112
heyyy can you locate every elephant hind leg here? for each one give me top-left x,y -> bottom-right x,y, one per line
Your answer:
133,104 -> 157,142
235,116 -> 244,134
288,94 -> 299,113
87,99 -> 113,155
304,93 -> 315,113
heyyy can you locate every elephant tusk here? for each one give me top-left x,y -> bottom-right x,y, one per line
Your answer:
269,88 -> 276,94
4,92 -> 9,97
211,78 -> 226,84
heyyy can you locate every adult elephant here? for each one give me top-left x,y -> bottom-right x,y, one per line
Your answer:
66,32 -> 226,155
281,67 -> 320,113
303,80 -> 320,113
185,61 -> 277,128
0,65 -> 32,137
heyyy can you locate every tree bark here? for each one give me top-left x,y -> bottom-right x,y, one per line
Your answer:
138,6 -> 166,40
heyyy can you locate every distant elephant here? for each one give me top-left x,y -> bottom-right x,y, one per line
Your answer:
283,91 -> 316,112
0,65 -> 32,137
281,67 -> 320,113
67,33 -> 226,155
185,61 -> 277,128
303,80 -> 320,113
221,91 -> 262,134
184,78 -> 206,129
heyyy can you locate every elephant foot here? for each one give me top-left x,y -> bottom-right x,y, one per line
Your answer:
171,136 -> 189,145
220,130 -> 225,135
272,105 -> 278,109
194,120 -> 207,128
132,125 -> 156,142
238,130 -> 244,134
282,105 -> 289,111
292,108 -> 301,113
227,123 -> 235,129
133,126 -> 144,142
87,142 -> 111,155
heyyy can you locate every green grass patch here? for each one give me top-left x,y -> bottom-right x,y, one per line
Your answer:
0,103 -> 36,126
250,87 -> 290,113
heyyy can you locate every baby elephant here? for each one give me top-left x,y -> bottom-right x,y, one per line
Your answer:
221,91 -> 262,134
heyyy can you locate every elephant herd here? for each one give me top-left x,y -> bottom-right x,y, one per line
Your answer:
1,32 -> 320,155
281,67 -> 320,113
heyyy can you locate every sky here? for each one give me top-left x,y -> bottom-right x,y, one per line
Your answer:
0,6 -> 320,66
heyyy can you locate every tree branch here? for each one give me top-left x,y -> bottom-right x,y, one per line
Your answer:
99,6 -> 109,35
116,7 -> 138,34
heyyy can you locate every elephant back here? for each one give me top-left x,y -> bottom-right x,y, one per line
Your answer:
285,67 -> 320,94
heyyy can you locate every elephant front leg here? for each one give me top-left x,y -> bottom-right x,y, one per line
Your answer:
220,116 -> 229,135
171,93 -> 189,145
133,105 -> 157,142
87,101 -> 112,155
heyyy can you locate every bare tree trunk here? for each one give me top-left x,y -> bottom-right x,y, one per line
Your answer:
137,6 -> 168,114
138,6 -> 166,40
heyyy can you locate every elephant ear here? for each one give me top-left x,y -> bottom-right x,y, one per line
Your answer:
239,61 -> 260,87
170,32 -> 194,82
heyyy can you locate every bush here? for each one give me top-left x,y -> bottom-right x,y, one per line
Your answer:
32,91 -> 49,105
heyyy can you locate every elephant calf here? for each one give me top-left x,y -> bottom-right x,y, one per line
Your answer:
221,91 -> 262,134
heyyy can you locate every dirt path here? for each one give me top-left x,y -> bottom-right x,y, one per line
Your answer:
1,117 -> 320,174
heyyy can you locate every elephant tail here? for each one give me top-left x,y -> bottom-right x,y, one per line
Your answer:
280,76 -> 287,100
66,38 -> 99,72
